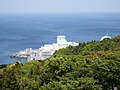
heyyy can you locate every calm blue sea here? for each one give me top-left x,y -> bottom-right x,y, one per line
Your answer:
0,13 -> 120,64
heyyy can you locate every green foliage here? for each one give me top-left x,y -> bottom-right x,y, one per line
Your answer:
0,34 -> 120,90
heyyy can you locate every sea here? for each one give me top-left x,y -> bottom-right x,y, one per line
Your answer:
0,13 -> 120,65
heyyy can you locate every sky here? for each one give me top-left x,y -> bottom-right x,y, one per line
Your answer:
0,0 -> 120,13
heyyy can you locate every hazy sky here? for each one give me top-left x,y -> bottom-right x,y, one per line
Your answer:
0,0 -> 120,13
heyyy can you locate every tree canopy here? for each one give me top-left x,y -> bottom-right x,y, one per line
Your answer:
0,35 -> 120,90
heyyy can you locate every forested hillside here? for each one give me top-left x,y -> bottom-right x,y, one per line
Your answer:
0,35 -> 120,90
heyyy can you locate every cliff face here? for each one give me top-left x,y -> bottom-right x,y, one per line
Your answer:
0,35 -> 120,90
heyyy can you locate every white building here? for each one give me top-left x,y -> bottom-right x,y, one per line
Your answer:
100,31 -> 111,41
27,35 -> 79,61
100,35 -> 111,41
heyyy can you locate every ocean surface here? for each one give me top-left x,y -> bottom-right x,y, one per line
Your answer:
0,13 -> 120,64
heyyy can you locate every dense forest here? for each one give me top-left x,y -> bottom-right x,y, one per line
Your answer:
0,35 -> 120,90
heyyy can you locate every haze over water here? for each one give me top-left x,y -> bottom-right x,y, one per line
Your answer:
0,13 -> 120,64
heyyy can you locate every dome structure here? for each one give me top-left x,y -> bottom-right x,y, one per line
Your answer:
100,35 -> 111,41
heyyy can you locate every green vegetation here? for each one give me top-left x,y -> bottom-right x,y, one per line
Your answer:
0,35 -> 120,90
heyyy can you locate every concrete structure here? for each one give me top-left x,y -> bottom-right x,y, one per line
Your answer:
100,35 -> 111,41
100,31 -> 111,41
10,35 -> 79,62
28,35 -> 79,61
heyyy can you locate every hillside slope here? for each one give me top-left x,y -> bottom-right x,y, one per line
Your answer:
0,35 -> 120,90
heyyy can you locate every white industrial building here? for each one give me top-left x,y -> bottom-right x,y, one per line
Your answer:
27,35 -> 79,61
